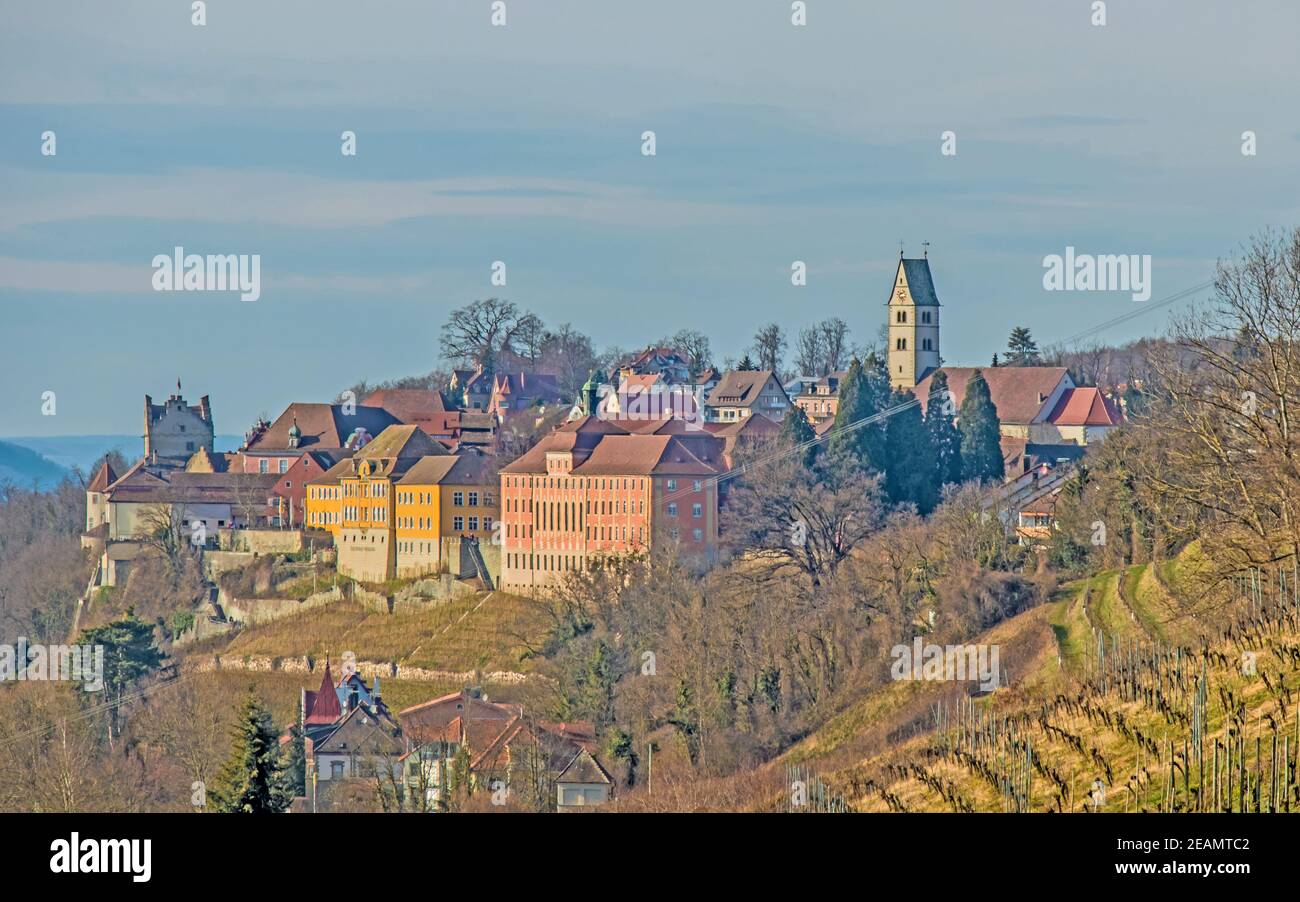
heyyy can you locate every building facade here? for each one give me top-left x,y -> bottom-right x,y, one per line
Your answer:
498,416 -> 724,593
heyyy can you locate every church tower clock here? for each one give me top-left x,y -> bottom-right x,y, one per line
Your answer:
887,250 -> 942,390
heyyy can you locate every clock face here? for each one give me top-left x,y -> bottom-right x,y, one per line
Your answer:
896,289 -> 908,301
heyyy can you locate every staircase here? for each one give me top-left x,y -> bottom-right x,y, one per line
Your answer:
465,538 -> 494,591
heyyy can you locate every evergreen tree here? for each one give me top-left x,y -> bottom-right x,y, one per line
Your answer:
883,389 -> 938,513
286,724 -> 307,797
923,370 -> 963,489
958,370 -> 1005,483
211,691 -> 292,813
78,610 -> 164,739
736,353 -> 757,371
828,355 -> 889,472
1006,326 -> 1040,365
779,404 -> 817,467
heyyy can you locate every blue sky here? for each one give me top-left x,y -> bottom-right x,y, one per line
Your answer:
2,0 -> 1298,436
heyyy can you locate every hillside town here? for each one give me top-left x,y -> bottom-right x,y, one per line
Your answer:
66,253 -> 1131,812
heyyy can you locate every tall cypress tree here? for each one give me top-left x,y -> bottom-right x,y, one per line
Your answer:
211,691 -> 292,813
958,370 -> 1005,483
884,389 -> 938,513
828,355 -> 889,472
924,370 -> 963,489
779,404 -> 817,467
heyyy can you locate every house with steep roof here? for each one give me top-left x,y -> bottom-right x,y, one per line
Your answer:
914,366 -> 1122,451
395,688 -> 612,811
237,402 -> 401,477
705,370 -> 790,423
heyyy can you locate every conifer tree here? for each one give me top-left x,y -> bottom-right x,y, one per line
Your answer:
828,355 -> 888,471
78,610 -> 164,740
779,404 -> 817,467
884,389 -> 938,513
736,353 -> 757,371
958,370 -> 1005,483
1006,326 -> 1040,365
923,370 -> 963,489
211,690 -> 292,813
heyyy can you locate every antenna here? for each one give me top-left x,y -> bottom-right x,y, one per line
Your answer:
922,240 -> 931,259
899,240 -> 905,259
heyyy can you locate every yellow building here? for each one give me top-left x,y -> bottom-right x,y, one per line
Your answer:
307,426 -> 498,583
394,448 -> 497,578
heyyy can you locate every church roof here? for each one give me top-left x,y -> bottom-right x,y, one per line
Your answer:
892,258 -> 941,306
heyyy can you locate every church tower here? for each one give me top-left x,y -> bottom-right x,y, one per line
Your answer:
886,252 -> 942,390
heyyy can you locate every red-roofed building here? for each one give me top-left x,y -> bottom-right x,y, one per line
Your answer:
498,414 -> 726,592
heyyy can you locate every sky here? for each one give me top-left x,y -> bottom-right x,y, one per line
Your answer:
2,0 -> 1298,437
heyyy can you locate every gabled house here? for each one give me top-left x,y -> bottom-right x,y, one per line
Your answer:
705,370 -> 791,423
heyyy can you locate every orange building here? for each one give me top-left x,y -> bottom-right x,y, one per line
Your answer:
498,415 -> 726,593
306,426 -> 498,582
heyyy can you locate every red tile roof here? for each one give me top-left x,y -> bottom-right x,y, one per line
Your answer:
88,460 -> 118,493
915,366 -> 1070,426
1047,387 -> 1123,427
304,661 -> 342,725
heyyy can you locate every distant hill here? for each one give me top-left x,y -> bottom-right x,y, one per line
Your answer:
0,440 -> 69,489
1,434 -> 242,476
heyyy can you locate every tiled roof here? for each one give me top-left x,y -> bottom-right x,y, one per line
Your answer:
103,467 -> 280,504
245,403 -> 401,452
304,662 -> 341,725
914,367 -> 1071,426
706,370 -> 785,408
398,448 -> 494,486
88,460 -> 118,493
557,748 -> 614,785
500,427 -> 724,478
1047,387 -> 1123,427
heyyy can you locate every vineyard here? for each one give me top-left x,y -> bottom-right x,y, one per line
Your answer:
813,546 -> 1300,813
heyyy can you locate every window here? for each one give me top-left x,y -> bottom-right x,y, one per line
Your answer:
279,460 -> 289,474
453,491 -> 464,506
922,310 -> 932,324
693,528 -> 703,542
896,310 -> 907,323
331,761 -> 345,779
667,502 -> 678,517
469,491 -> 479,506
666,479 -> 677,492
468,516 -> 479,531
692,503 -> 702,518
922,338 -> 932,351
896,337 -> 907,350
185,441 -> 195,451
453,516 -> 464,531
259,459 -> 269,474
692,480 -> 702,492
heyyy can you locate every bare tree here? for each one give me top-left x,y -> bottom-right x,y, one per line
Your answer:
794,326 -> 826,376
439,298 -> 544,372
819,318 -> 851,373
751,323 -> 787,375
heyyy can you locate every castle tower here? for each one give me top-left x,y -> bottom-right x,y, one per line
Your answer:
143,383 -> 215,465
886,253 -> 942,390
